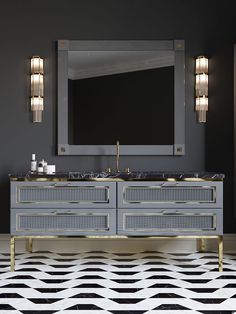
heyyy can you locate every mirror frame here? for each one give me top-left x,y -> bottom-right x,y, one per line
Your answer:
57,40 -> 185,155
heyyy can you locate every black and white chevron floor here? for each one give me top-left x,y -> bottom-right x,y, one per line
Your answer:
1,251 -> 236,313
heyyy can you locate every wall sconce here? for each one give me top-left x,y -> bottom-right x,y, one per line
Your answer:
30,56 -> 44,122
195,56 -> 208,123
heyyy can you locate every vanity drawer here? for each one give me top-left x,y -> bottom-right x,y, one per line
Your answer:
11,181 -> 116,208
117,181 -> 223,208
117,208 -> 223,235
11,208 -> 116,235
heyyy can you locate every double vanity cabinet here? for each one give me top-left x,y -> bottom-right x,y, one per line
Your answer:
10,172 -> 224,271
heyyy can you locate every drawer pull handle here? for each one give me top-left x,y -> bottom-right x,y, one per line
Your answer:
48,182 -> 75,187
55,213 -> 75,215
160,182 -> 178,187
162,211 -> 182,215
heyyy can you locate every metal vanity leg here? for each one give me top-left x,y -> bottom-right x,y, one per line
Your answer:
27,237 -> 33,253
218,235 -> 223,272
10,236 -> 15,272
198,238 -> 206,252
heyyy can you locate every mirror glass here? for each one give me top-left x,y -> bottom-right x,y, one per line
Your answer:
68,51 -> 174,145
57,40 -> 185,155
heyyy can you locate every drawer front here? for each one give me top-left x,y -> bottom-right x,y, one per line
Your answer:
118,181 -> 223,208
11,182 -> 116,208
11,208 -> 116,235
117,208 -> 223,235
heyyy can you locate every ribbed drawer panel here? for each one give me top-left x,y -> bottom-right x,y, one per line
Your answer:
17,214 -> 108,231
125,187 -> 214,203
18,187 -> 108,203
125,214 -> 215,230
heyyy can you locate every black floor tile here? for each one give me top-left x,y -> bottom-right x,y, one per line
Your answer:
111,279 -> 141,284
21,311 -> 56,314
110,311 -> 146,314
65,304 -> 102,310
153,304 -> 190,310
77,275 -> 105,279
35,288 -> 65,293
0,304 -> 16,310
193,298 -> 226,304
40,279 -> 69,284
188,288 -> 218,293
110,298 -> 144,304
0,293 -> 23,298
1,283 -> 29,288
111,288 -> 142,293
151,293 -> 184,298
70,293 -> 103,298
28,298 -> 60,304
112,271 -> 139,276
73,283 -> 104,288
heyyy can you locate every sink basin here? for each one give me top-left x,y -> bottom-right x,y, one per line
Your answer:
69,171 -> 133,181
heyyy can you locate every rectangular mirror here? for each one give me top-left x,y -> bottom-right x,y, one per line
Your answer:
58,40 -> 185,155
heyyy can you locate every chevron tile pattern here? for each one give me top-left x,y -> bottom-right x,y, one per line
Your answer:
0,251 -> 236,313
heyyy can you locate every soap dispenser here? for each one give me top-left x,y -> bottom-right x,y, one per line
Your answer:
38,159 -> 47,174
37,161 -> 44,174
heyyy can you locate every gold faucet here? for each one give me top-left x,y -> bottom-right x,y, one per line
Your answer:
105,140 -> 130,173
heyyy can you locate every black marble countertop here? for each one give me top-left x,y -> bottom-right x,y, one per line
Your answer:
9,171 -> 225,181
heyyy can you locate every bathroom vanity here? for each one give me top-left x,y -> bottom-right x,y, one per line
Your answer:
9,171 -> 224,271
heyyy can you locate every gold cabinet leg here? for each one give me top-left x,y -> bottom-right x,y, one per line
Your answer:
218,235 -> 223,272
198,238 -> 206,252
10,236 -> 15,272
27,237 -> 33,253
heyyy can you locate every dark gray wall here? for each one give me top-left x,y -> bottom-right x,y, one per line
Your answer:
0,0 -> 235,233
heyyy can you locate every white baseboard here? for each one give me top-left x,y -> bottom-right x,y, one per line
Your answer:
0,234 -> 235,253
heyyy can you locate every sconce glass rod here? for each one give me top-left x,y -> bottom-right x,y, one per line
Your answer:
195,56 -> 208,123
30,56 -> 44,123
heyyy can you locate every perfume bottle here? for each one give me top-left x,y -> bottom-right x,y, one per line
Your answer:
30,154 -> 37,173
